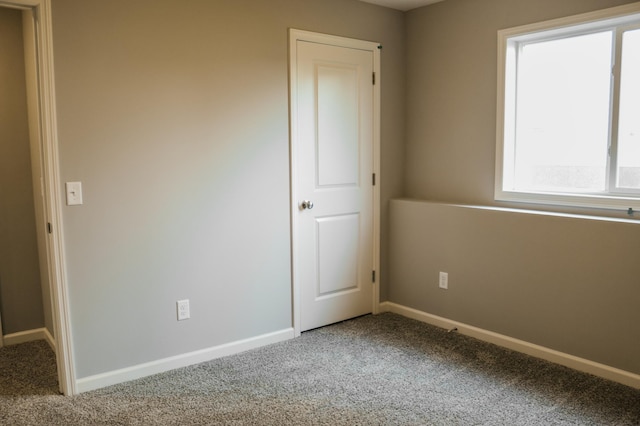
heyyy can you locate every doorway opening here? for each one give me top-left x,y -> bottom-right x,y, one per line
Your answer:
0,0 -> 74,395
0,3 -> 49,350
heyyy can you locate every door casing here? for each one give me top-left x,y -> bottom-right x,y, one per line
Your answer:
289,29 -> 381,336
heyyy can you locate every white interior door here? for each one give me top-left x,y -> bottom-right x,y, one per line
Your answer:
291,31 -> 379,332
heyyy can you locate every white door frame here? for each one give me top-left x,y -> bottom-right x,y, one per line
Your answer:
289,29 -> 381,337
0,0 -> 76,395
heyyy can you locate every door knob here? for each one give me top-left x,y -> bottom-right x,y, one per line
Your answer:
301,200 -> 314,210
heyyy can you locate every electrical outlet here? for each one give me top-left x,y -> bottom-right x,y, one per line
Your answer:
439,272 -> 448,290
177,299 -> 190,321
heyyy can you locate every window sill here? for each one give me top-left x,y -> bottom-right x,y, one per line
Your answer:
495,189 -> 640,215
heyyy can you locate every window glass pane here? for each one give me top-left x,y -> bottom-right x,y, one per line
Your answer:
513,31 -> 612,193
617,29 -> 640,190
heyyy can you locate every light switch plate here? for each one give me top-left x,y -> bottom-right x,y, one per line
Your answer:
66,182 -> 83,206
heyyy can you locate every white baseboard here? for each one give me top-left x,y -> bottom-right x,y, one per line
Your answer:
75,327 -> 295,393
379,302 -> 640,389
3,328 -> 54,348
43,328 -> 57,353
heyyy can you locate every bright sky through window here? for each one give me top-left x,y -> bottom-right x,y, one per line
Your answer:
514,31 -> 612,193
617,28 -> 640,189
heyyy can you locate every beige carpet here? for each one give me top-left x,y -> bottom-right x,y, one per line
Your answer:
1,313 -> 639,425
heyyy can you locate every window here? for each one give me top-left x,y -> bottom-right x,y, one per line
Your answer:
496,3 -> 640,211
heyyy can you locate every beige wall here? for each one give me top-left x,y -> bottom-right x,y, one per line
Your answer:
0,8 -> 45,335
390,200 -> 640,375
405,0 -> 639,217
394,0 -> 640,377
51,0 -> 404,378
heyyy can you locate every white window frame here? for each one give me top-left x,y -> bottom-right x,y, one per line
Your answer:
495,2 -> 640,212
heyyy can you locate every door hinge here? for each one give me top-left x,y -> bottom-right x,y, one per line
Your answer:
372,72 -> 376,85
47,222 -> 52,234
372,270 -> 376,283
372,173 -> 376,186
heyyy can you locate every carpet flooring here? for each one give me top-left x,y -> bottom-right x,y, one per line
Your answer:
1,313 -> 639,425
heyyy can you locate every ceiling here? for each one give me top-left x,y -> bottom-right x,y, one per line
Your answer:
359,0 -> 445,12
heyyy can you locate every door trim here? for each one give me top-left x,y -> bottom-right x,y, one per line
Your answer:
288,29 -> 381,337
1,0 -> 76,395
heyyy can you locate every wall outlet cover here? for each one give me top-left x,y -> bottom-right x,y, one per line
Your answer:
439,272 -> 448,289
177,299 -> 190,321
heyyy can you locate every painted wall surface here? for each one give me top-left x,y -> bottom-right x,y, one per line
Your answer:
51,0 -> 404,378
390,200 -> 640,375
405,0 -> 638,216
395,0 -> 640,376
0,8 -> 45,335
